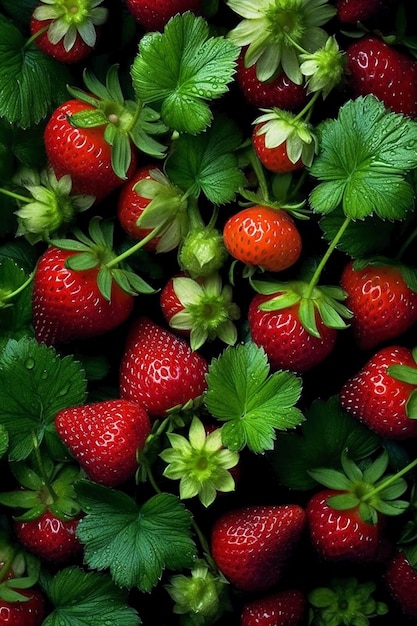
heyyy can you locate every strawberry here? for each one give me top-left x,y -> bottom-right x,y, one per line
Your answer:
32,245 -> 134,345
223,205 -> 302,274
339,345 -> 417,439
124,0 -> 202,31
29,0 -> 108,64
336,0 -> 396,24
235,50 -> 308,110
210,504 -> 306,593
44,98 -> 138,202
119,316 -> 209,418
340,260 -> 417,350
346,35 -> 417,118
385,551 -> 417,620
14,509 -> 83,565
306,488 -> 386,563
248,292 -> 337,373
0,587 -> 45,626
240,589 -> 307,626
55,398 -> 151,487
252,123 -> 304,174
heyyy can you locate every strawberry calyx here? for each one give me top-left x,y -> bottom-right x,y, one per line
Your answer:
165,559 -> 230,623
308,576 -> 388,625
159,416 -> 240,508
386,346 -> 417,419
299,35 -> 346,98
251,277 -> 352,337
178,224 -> 229,278
226,0 -> 337,84
253,107 -> 318,168
164,273 -> 241,350
0,166 -> 94,244
308,449 -> 414,525
66,65 -> 168,180
50,215 -> 157,299
133,169 -> 190,253
31,0 -> 108,52
0,456 -> 83,523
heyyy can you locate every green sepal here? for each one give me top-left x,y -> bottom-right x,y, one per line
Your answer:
13,503 -> 47,522
0,490 -> 40,510
97,267 -> 112,301
112,269 -> 156,296
66,252 -> 100,271
326,492 -> 360,510
298,297 -> 319,337
308,468 -> 352,491
66,85 -> 101,108
406,389 -> 417,419
68,109 -> 108,129
387,364 -> 417,386
108,132 -> 132,181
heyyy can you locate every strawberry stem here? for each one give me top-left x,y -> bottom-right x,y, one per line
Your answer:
0,187 -> 33,204
2,272 -> 35,304
105,222 -> 167,269
30,431 -> 58,502
304,215 -> 351,298
247,146 -> 270,202
24,23 -> 50,49
362,456 -> 417,503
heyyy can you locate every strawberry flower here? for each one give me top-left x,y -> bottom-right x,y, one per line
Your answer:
253,108 -> 317,167
33,0 -> 108,51
160,417 -> 239,507
226,0 -> 336,83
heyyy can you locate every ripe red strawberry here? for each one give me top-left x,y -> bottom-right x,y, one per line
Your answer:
240,589 -> 307,626
55,398 -> 151,487
117,164 -> 164,250
236,50 -> 308,110
124,0 -> 202,31
336,0 -> 396,24
29,0 -> 108,64
306,488 -> 386,563
385,551 -> 417,620
210,504 -> 306,593
14,509 -> 83,565
44,98 -> 138,202
119,316 -> 209,417
0,587 -> 45,626
32,246 -> 134,345
252,124 -> 304,173
340,260 -> 417,350
223,205 -> 302,273
346,35 -> 417,118
339,345 -> 417,439
248,292 -> 337,373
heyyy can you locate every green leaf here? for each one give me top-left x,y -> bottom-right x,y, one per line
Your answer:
0,14 -> 71,127
41,566 -> 141,626
166,114 -> 245,204
76,481 -> 196,592
131,12 -> 239,134
269,396 -> 381,490
309,95 -> 417,220
0,337 -> 87,460
204,342 -> 304,453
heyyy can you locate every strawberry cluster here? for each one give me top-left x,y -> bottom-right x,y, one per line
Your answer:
2,0 -> 417,625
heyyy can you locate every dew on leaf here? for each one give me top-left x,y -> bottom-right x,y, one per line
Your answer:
24,357 -> 35,369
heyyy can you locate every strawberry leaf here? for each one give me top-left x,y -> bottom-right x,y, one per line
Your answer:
0,14 -> 71,127
204,342 -> 304,453
309,95 -> 417,220
269,397 -> 381,490
41,566 -> 140,626
76,481 -> 196,592
0,337 -> 87,461
131,12 -> 239,134
165,114 -> 245,204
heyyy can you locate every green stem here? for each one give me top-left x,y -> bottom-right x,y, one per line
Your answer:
247,146 -> 270,202
30,431 -> 58,502
24,23 -> 50,49
0,548 -> 17,583
395,224 -> 417,261
304,215 -> 351,298
0,188 -> 32,204
106,222 -> 166,269
362,457 -> 417,503
3,272 -> 35,303
293,90 -> 321,124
